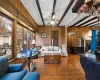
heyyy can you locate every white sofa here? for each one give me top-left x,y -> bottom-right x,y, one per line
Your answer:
40,46 -> 62,56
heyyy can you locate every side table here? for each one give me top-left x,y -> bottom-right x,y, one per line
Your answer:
17,53 -> 38,72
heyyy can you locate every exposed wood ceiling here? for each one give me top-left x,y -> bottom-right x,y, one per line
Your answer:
20,0 -> 100,27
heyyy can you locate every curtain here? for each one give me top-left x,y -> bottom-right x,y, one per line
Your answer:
90,30 -> 97,51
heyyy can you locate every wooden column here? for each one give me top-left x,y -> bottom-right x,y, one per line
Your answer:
12,20 -> 17,58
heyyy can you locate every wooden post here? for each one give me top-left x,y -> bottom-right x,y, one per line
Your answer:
12,20 -> 17,58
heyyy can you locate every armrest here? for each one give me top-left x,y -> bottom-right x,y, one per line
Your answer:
58,48 -> 62,51
8,64 -> 24,73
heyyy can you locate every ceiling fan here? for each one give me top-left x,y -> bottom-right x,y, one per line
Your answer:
44,10 -> 61,26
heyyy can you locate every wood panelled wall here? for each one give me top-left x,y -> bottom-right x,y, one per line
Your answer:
67,26 -> 90,48
8,0 -> 37,28
0,0 -> 37,30
67,26 -> 100,49
36,26 -> 66,47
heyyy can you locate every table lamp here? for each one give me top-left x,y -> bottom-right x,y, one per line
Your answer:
31,39 -> 36,48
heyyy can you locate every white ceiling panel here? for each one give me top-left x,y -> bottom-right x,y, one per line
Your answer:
88,22 -> 100,26
54,0 -> 72,25
21,0 -> 43,25
67,13 -> 89,26
39,0 -> 53,25
20,0 -> 97,27
59,0 -> 77,26
82,19 -> 98,26
75,16 -> 95,26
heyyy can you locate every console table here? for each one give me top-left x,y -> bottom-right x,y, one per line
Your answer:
71,47 -> 84,54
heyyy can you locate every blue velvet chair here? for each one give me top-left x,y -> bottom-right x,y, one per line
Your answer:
80,56 -> 100,80
0,56 -> 40,80
0,56 -> 27,80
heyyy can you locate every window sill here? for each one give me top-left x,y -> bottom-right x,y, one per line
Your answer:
9,58 -> 16,63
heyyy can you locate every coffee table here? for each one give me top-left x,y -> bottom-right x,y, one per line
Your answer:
44,53 -> 61,64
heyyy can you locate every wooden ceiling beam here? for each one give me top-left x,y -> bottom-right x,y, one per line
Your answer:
35,0 -> 45,26
77,16 -> 98,27
83,20 -> 98,27
70,16 -> 89,27
57,0 -> 74,26
89,23 -> 100,27
52,0 -> 57,16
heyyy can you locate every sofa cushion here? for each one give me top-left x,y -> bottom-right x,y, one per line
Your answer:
42,46 -> 48,51
0,56 -> 9,78
1,69 -> 27,80
48,46 -> 53,51
23,72 -> 40,80
53,46 -> 59,51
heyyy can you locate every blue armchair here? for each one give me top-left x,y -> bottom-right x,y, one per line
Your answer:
0,56 -> 27,80
0,56 -> 40,80
80,56 -> 100,80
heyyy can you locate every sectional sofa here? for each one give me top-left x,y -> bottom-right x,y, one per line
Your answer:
80,55 -> 100,80
40,46 -> 67,56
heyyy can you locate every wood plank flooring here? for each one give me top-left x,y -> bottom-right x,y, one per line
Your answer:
35,54 -> 85,80
11,54 -> 85,80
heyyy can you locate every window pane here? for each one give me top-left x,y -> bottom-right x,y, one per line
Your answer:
23,28 -> 28,49
16,24 -> 23,54
0,13 -> 12,59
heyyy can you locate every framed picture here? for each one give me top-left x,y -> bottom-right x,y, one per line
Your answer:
41,32 -> 47,38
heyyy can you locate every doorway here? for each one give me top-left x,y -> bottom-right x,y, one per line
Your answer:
51,31 -> 58,46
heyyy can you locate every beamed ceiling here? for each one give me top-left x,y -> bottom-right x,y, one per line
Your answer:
20,0 -> 100,27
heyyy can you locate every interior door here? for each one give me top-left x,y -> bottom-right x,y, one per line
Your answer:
51,31 -> 58,46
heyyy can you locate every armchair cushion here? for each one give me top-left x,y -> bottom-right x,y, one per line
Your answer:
8,64 -> 24,73
0,56 -> 9,78
23,72 -> 40,80
1,69 -> 27,80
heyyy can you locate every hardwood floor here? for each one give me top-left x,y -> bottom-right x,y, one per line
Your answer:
11,54 -> 85,80
35,54 -> 85,80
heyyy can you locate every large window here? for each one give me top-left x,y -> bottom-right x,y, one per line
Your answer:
16,24 -> 34,54
0,13 -> 12,59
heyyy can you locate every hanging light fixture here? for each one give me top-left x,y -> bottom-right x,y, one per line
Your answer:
78,0 -> 100,17
47,15 -> 57,26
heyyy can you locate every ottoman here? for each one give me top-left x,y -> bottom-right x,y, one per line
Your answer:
23,72 -> 40,80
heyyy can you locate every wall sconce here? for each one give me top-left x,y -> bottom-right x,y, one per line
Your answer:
68,32 -> 75,36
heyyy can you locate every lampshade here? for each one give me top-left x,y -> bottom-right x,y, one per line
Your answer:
31,39 -> 36,44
